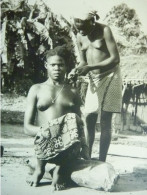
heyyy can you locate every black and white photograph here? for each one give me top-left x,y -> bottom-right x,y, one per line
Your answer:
1,0 -> 147,195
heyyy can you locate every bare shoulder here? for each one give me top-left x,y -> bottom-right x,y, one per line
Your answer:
97,22 -> 110,30
77,33 -> 82,42
97,23 -> 112,36
28,83 -> 41,97
104,25 -> 112,34
29,83 -> 41,91
77,32 -> 81,39
103,25 -> 113,39
77,31 -> 88,42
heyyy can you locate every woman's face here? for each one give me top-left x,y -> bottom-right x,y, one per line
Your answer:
74,18 -> 93,36
46,55 -> 66,82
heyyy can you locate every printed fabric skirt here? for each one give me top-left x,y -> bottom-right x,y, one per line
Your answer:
84,65 -> 122,122
34,113 -> 84,164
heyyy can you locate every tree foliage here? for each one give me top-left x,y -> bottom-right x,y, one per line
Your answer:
1,2 -> 147,95
105,3 -> 147,55
1,0 -> 77,95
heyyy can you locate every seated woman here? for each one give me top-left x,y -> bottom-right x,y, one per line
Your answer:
24,46 -> 89,191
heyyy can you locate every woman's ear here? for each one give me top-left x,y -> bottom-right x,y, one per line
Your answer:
44,62 -> 47,69
64,73 -> 67,79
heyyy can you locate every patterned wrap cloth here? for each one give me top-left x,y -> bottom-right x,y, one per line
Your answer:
84,65 -> 122,122
34,113 -> 86,161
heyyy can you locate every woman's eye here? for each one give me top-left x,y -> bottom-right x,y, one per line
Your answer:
50,64 -> 64,67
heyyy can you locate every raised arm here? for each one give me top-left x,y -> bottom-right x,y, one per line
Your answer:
24,85 -> 40,136
76,26 -> 120,76
68,34 -> 87,80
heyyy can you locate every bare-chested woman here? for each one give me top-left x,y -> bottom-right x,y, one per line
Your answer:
24,46 -> 89,191
70,10 -> 122,161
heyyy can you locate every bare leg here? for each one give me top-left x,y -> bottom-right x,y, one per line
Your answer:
85,113 -> 98,157
51,145 -> 79,191
51,165 -> 64,191
26,159 -> 47,187
51,162 -> 73,191
99,111 -> 112,162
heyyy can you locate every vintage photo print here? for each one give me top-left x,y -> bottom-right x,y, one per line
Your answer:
1,0 -> 147,195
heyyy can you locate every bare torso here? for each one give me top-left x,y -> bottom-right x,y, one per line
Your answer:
78,23 -> 115,74
35,83 -> 80,126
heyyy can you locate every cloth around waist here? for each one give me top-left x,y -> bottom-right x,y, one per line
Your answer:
88,64 -> 120,82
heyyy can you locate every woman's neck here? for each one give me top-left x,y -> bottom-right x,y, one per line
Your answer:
88,23 -> 102,40
87,24 -> 96,36
46,78 -> 65,86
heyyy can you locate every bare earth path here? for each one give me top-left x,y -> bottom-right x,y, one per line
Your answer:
1,95 -> 147,194
1,123 -> 147,195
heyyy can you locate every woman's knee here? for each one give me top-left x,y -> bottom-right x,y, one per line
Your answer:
85,113 -> 98,126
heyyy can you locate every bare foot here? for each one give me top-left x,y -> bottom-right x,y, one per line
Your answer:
26,159 -> 46,187
55,183 -> 66,191
26,169 -> 44,187
50,183 -> 66,192
49,185 -> 55,193
51,166 -> 67,191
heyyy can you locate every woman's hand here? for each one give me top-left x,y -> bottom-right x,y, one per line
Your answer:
68,68 -> 78,80
76,65 -> 91,76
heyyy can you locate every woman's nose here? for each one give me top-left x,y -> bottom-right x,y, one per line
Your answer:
54,65 -> 60,70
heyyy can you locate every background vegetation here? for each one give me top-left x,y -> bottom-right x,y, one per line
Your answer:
1,0 -> 147,96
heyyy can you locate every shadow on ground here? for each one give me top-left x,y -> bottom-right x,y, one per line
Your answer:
112,167 -> 147,192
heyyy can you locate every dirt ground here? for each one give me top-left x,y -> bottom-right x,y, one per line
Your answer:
1,124 -> 147,195
1,95 -> 147,195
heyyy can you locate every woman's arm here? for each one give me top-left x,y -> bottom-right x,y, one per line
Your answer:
76,34 -> 88,67
90,26 -> 120,70
24,85 -> 40,136
68,34 -> 87,80
76,26 -> 120,75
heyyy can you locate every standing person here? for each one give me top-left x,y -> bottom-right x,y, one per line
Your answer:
70,10 -> 122,161
24,46 -> 89,191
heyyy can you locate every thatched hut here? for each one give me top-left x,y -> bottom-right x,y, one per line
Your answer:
120,55 -> 147,133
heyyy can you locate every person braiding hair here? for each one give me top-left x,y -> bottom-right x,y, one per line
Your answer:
69,8 -> 122,161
